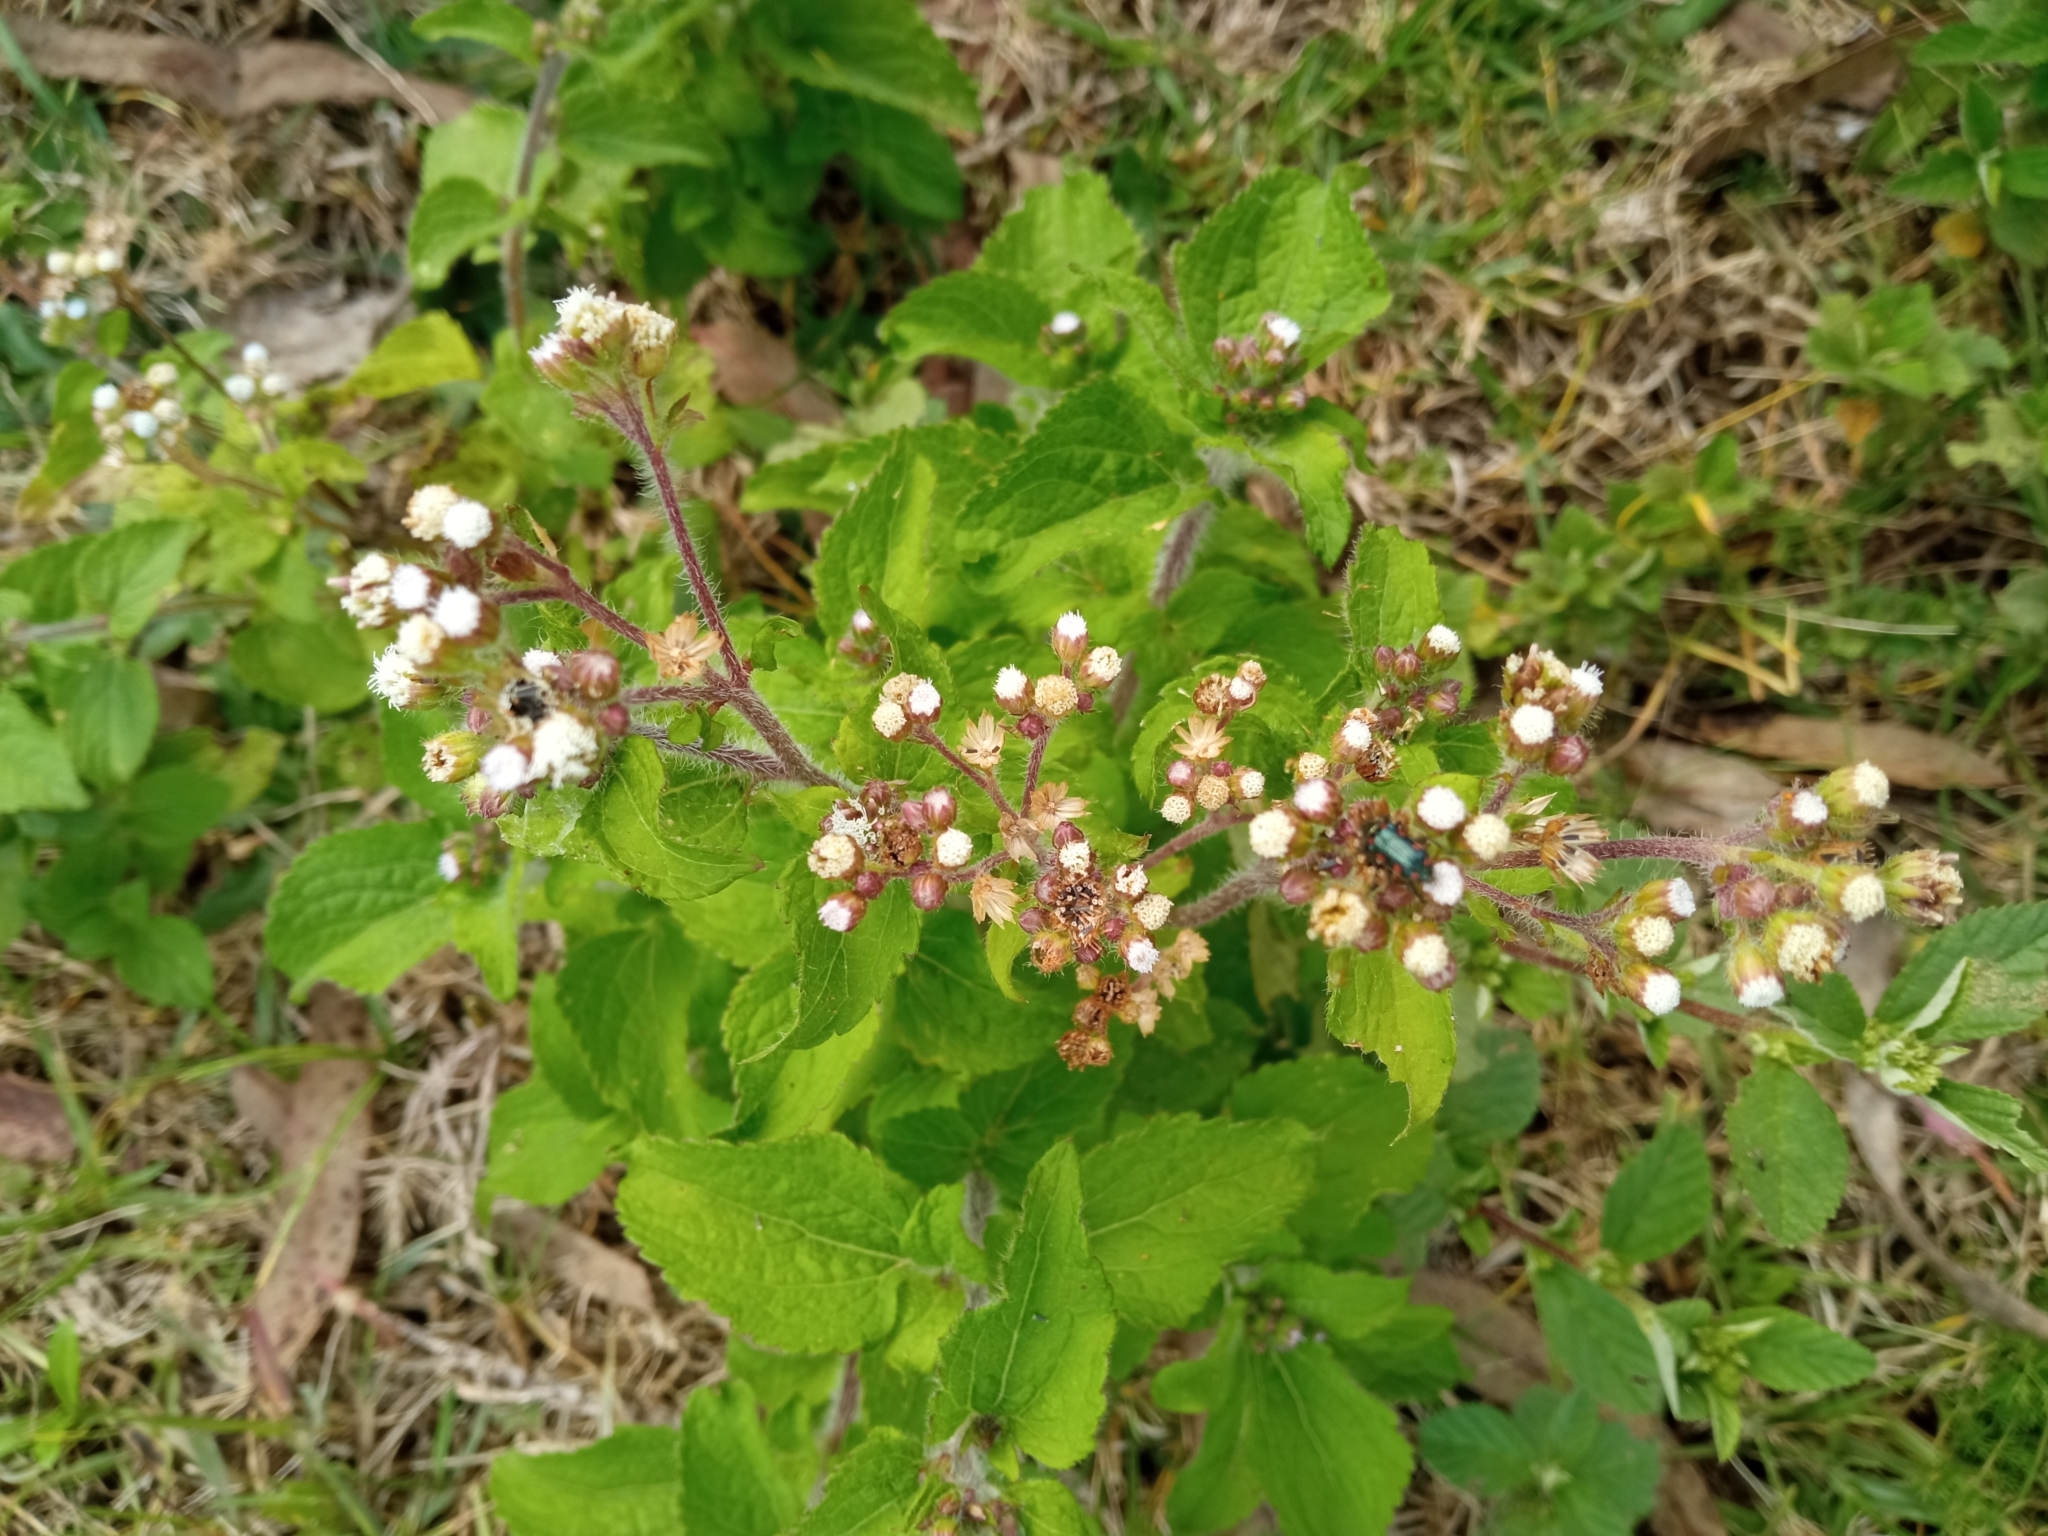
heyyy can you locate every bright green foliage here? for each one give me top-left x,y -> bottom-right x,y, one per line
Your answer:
794,1429 -> 926,1534
1877,900 -> 2048,1040
1326,945 -> 1456,1126
618,1134 -> 917,1355
681,1379 -> 799,1536
265,823 -> 459,996
930,1142 -> 1115,1467
1530,1262 -> 1662,1416
490,1424 -> 682,1536
1420,1387 -> 1660,1536
1725,1059 -> 1848,1244
1600,1121 -> 1712,1265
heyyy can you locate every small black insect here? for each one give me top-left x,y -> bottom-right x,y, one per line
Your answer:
501,677 -> 550,724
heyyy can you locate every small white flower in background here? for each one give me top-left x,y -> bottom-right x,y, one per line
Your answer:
1463,813 -> 1512,861
336,552 -> 395,627
935,829 -> 974,868
46,251 -> 72,276
530,713 -> 600,787
437,850 -> 463,883
1401,931 -> 1453,983
1050,311 -> 1083,336
261,372 -> 292,398
1114,863 -> 1147,897
1508,703 -> 1556,747
93,248 -> 122,274
145,362 -> 178,389
406,484 -> 460,541
1293,752 -> 1329,782
242,342 -> 271,371
1569,662 -> 1604,699
1424,623 -> 1462,658
1126,937 -> 1160,974
522,648 -> 561,675
442,498 -> 495,550
125,410 -> 159,440
150,398 -> 183,425
1264,314 -> 1302,347
1133,893 -> 1173,930
1637,970 -> 1682,1016
1237,769 -> 1266,799
1627,914 -> 1675,957
1160,793 -> 1193,825
64,296 -> 88,321
431,586 -> 483,640
1059,838 -> 1092,875
1248,809 -> 1295,860
91,383 -> 119,413
480,744 -> 530,792
1416,784 -> 1468,831
1424,861 -> 1465,907
224,373 -> 257,403
1790,790 -> 1828,828
395,615 -> 445,667
390,564 -> 433,612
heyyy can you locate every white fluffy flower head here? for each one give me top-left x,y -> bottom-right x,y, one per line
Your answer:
480,744 -> 530,792
1416,785 -> 1468,831
1424,862 -> 1465,907
530,713 -> 600,787
808,833 -> 859,879
92,383 -> 119,412
522,649 -> 561,675
1294,752 -> 1329,783
1050,311 -> 1082,336
1638,970 -> 1682,1016
1463,813 -> 1512,861
995,666 -> 1029,706
1055,611 -> 1088,645
934,829 -> 974,868
1508,704 -> 1556,747
1664,878 -> 1697,918
1265,314 -> 1302,347
370,648 -> 424,707
1133,893 -> 1173,931
554,286 -> 627,342
1840,871 -> 1886,921
1338,717 -> 1374,753
818,897 -> 860,934
1126,937 -> 1160,974
1402,932 -> 1452,981
431,587 -> 483,640
1114,863 -> 1148,897
438,850 -> 463,883
1238,769 -> 1266,800
390,564 -> 433,612
443,498 -> 494,550
225,373 -> 256,404
395,615 -> 445,667
1737,973 -> 1786,1010
1849,761 -> 1889,809
1790,790 -> 1828,827
1628,914 -> 1675,957
1059,838 -> 1093,875
406,485 -> 460,540
1248,809 -> 1296,860
1569,662 -> 1604,699
872,699 -> 908,738
1425,623 -> 1462,657
908,681 -> 942,718
1160,794 -> 1193,825
1775,921 -> 1833,984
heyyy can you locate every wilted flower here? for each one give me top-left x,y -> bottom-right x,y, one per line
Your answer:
650,613 -> 719,681
808,833 -> 861,880
970,874 -> 1019,926
959,712 -> 1006,769
1174,715 -> 1231,762
1307,887 -> 1369,947
1027,781 -> 1088,831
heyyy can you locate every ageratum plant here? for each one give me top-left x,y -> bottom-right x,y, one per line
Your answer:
255,173 -> 2047,1535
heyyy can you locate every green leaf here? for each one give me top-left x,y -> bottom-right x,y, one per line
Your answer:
752,0 -> 981,133
794,1427 -> 925,1535
412,0 -> 538,62
1601,1122 -> 1712,1265
1252,420 -> 1353,566
1725,1059 -> 1847,1244
1078,1114 -> 1316,1328
1780,972 -> 1869,1059
114,906 -> 215,1009
1721,1307 -> 1874,1393
1877,901 -> 2048,1041
346,312 -> 484,398
490,1425 -> 681,1536
954,378 -> 1206,591
55,655 -> 156,789
1095,268 -> 1206,389
1229,1056 -> 1433,1258
979,171 -> 1142,299
1173,168 -> 1388,371
1345,524 -> 1441,664
782,858 -> 922,1051
1926,1080 -> 2048,1173
879,271 -> 1058,385
812,432 -> 939,640
680,1379 -> 798,1536
595,737 -> 759,903
558,918 -> 728,1139
46,1319 -> 79,1416
0,691 -> 86,814
1258,1260 -> 1409,1340
1159,1310 -> 1411,1536
793,86 -> 962,225
1889,146 -> 1981,205
1961,81 -> 2002,157
1989,193 -> 2048,269
265,822 -> 454,995
229,611 -> 373,714
930,1140 -> 1115,1468
75,520 -> 196,638
729,955 -> 884,1142
1530,1262 -> 1662,1415
617,1133 -> 914,1353
477,1077 -> 628,1211
1325,944 -> 1456,1127
890,908 -> 1068,1074
1420,1387 -> 1660,1536
557,75 -> 726,168
873,1051 -> 1121,1198
407,177 -> 516,289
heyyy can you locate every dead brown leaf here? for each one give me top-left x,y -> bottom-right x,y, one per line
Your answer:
231,984 -> 374,1400
1701,713 -> 2011,790
0,1073 -> 76,1163
1715,1 -> 1812,65
491,1200 -> 655,1313
690,319 -> 842,425
7,19 -> 471,122
229,281 -> 411,383
1624,740 -> 1783,832
1682,23 -> 1921,177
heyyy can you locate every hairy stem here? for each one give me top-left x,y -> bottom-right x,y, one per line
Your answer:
915,726 -> 1016,820
1482,834 -> 1738,873
1142,810 -> 1251,869
1495,938 -> 1758,1033
1173,863 -> 1278,927
718,683 -> 845,790
499,577 -> 649,649
500,52 -> 567,338
621,385 -> 744,679
1466,876 -> 1610,944
629,726 -> 790,782
1023,726 -> 1053,804
622,683 -> 720,705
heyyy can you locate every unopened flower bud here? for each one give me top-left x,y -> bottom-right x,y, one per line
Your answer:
1730,876 -> 1778,920
598,704 -> 629,735
901,801 -> 931,834
853,870 -> 887,899
1294,778 -> 1339,822
1427,681 -> 1463,718
1546,736 -> 1590,776
1727,938 -> 1785,1010
466,706 -> 492,733
1166,758 -> 1199,792
1018,906 -> 1046,933
564,649 -> 621,700
819,892 -> 868,932
1080,646 -> 1122,688
1372,644 -> 1397,675
1051,610 -> 1090,662
912,872 -> 949,912
422,732 -> 484,783
850,607 -> 875,636
923,785 -> 958,831
1278,865 -> 1317,904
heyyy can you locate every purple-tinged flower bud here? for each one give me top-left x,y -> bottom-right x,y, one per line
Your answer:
1074,939 -> 1102,966
1052,821 -> 1084,849
853,871 -> 887,900
912,872 -> 949,911
1101,915 -> 1126,943
1546,736 -> 1590,776
1427,682 -> 1462,718
491,547 -> 539,582
1018,712 -> 1049,740
1018,906 -> 1046,933
1294,778 -> 1340,822
1076,692 -> 1095,713
566,648 -> 621,700
1051,611 -> 1090,663
1730,876 -> 1778,920
1373,644 -> 1397,675
850,607 -> 876,636
1392,648 -> 1422,680
819,892 -> 867,933
473,787 -> 509,819
923,785 -> 957,831
1034,873 -> 1060,904
1167,759 -> 1199,791
1354,913 -> 1390,952
1278,866 -> 1318,904
466,705 -> 492,733
900,801 -> 931,834
598,704 -> 629,736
